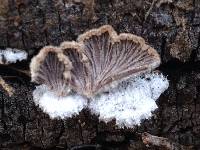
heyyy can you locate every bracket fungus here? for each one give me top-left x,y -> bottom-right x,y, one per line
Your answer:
30,25 -> 168,126
60,25 -> 161,97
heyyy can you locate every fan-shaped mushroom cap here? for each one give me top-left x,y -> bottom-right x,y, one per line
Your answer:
60,41 -> 90,96
61,25 -> 161,97
30,46 -> 72,96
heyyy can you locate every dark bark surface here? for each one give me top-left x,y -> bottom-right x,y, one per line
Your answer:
0,0 -> 200,149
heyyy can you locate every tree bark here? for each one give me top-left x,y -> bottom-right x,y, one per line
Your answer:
0,0 -> 200,149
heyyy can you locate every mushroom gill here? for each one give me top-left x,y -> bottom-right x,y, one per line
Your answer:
60,25 -> 161,97
30,46 -> 72,96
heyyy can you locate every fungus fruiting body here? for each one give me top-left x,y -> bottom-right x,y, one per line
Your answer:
0,48 -> 28,97
30,46 -> 72,96
31,25 -> 169,126
60,25 -> 161,97
0,48 -> 27,64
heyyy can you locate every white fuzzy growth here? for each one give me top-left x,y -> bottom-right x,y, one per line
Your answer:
32,73 -> 169,127
0,48 -> 28,64
145,73 -> 169,100
89,73 -> 169,128
33,85 -> 87,119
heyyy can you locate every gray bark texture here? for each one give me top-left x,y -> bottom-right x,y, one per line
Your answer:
0,0 -> 200,149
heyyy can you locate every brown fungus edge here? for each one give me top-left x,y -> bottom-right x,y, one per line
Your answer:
30,46 -> 73,83
75,25 -> 161,97
77,25 -> 161,71
30,25 -> 161,97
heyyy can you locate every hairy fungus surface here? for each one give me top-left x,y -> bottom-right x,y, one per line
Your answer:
0,48 -> 27,64
30,46 -> 72,96
32,72 -> 169,125
33,85 -> 87,118
89,73 -> 169,127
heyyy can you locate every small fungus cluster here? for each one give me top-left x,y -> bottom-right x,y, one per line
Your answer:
0,48 -> 28,96
30,25 -> 169,127
31,25 -> 161,97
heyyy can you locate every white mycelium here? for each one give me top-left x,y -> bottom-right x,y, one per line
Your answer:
33,85 -> 87,119
89,73 -> 169,127
0,48 -> 27,64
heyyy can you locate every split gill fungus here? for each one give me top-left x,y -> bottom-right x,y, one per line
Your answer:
30,25 -> 161,98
